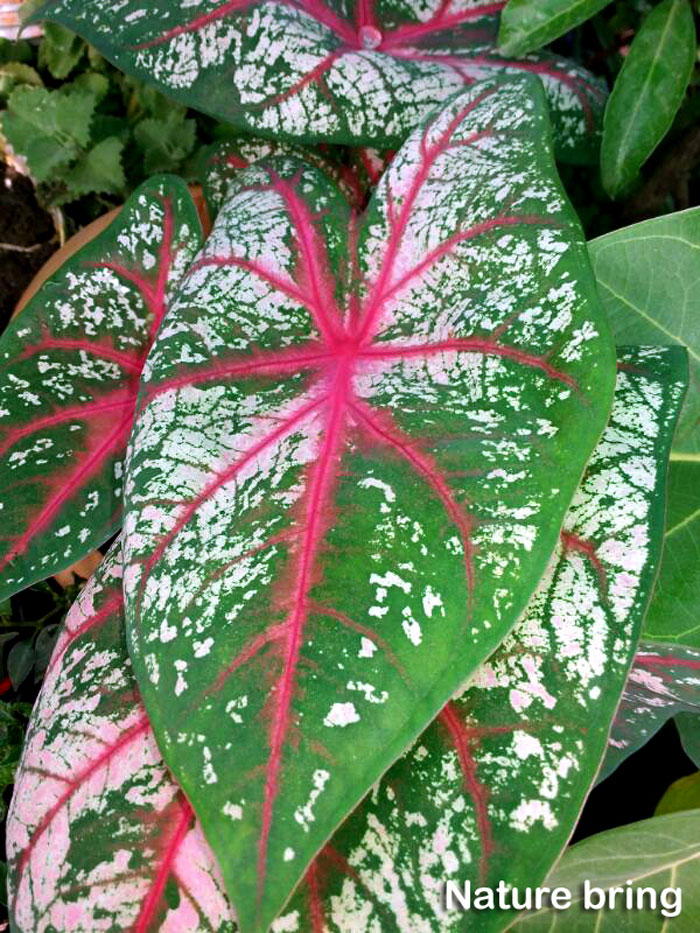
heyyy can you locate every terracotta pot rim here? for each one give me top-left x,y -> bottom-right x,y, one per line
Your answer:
14,183 -> 209,317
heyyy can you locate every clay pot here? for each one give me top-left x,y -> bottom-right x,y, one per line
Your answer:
15,184 -> 210,315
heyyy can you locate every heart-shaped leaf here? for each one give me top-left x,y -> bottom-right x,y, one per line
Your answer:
0,176 -> 204,603
603,641 -> 700,781
124,77 -> 615,930
9,347 -> 682,931
271,346 -> 685,933
33,0 -> 606,160
6,543 -> 237,932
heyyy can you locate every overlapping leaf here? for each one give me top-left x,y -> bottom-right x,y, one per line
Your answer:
5,544 -> 237,932
643,459 -> 700,649
9,348 -> 683,932
589,208 -> 700,758
0,176 -> 204,603
200,139 -> 366,220
33,0 -> 606,159
124,77 -> 615,931
272,347 -> 685,933
588,207 -> 700,455
603,641 -> 700,781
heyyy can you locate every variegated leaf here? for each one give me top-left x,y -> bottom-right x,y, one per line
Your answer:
124,78 -> 615,931
201,139 -> 366,220
6,543 -> 237,933
603,640 -> 700,781
9,349 -> 683,932
350,147 -> 396,197
33,0 -> 606,160
0,176 -> 204,603
274,346 -> 686,933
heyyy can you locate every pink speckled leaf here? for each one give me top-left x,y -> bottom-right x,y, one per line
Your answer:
350,146 -> 396,196
200,138 -> 367,220
603,640 -> 700,781
9,349 -> 683,932
277,347 -> 685,933
5,542 -> 236,933
32,0 -> 606,160
124,77 -> 614,932
0,176 -> 204,603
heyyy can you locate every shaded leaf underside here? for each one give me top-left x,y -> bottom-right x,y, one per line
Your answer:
37,0 -> 606,157
7,347 -> 684,933
0,176 -> 203,602
604,640 -> 700,781
124,79 -> 614,931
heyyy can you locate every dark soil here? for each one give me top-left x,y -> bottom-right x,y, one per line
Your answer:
0,159 -> 58,333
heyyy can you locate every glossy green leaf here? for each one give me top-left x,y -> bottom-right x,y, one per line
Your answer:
512,812 -> 700,931
656,770 -> 700,815
588,212 -> 700,443
601,0 -> 696,198
0,176 -> 204,603
6,544 -> 237,932
677,712 -> 700,768
499,0 -> 614,57
643,459 -> 700,649
32,0 -> 607,160
124,77 -> 614,931
603,641 -> 700,780
10,347 -> 683,932
588,209 -> 700,651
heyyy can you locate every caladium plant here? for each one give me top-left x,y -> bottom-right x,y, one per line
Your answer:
31,0 -> 606,160
7,345 -> 685,932
123,77 -> 615,931
0,175 -> 204,603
